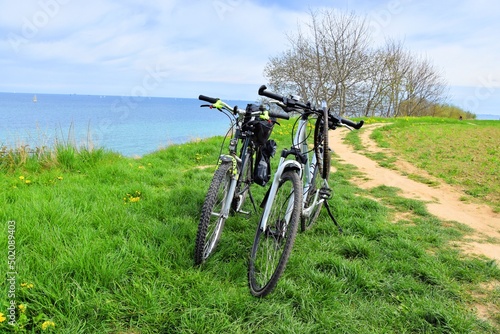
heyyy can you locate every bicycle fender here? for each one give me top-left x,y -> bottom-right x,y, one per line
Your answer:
259,160 -> 302,209
276,160 -> 302,178
218,155 -> 238,176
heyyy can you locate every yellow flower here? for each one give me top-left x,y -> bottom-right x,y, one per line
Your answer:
19,175 -> 25,180
19,304 -> 26,313
0,312 -> 6,323
25,180 -> 31,184
57,176 -> 63,180
21,282 -> 34,289
41,320 -> 56,330
129,196 -> 140,203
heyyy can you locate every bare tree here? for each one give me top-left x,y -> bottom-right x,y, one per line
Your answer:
264,9 -> 446,118
400,56 -> 446,116
264,9 -> 370,114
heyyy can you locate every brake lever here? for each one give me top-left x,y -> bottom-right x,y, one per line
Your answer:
340,122 -> 355,131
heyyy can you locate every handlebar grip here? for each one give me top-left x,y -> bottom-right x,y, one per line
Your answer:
258,85 -> 284,102
341,117 -> 364,130
268,110 -> 290,120
199,95 -> 219,104
259,85 -> 309,111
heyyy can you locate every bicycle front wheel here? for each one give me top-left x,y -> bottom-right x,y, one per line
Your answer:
248,170 -> 302,297
194,162 -> 233,265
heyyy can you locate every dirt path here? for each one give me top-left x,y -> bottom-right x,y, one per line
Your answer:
329,124 -> 500,262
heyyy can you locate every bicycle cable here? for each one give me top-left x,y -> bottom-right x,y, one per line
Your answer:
290,111 -> 317,154
213,109 -> 237,169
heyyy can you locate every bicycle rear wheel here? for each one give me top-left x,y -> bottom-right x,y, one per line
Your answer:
248,170 -> 302,297
314,108 -> 331,180
301,163 -> 324,231
194,162 -> 232,265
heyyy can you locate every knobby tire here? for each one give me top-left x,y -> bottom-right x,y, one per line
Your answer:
315,109 -> 331,180
194,162 -> 233,265
248,170 -> 302,297
301,163 -> 324,231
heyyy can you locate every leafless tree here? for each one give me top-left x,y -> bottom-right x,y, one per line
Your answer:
264,10 -> 446,118
264,9 -> 370,115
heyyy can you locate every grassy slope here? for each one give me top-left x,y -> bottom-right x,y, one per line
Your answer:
368,117 -> 500,212
1,118 -> 499,333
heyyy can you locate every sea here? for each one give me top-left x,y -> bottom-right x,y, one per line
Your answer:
1,92 -> 498,157
0,92 -> 252,157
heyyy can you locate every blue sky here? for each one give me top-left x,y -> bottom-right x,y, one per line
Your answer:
1,0 -> 499,115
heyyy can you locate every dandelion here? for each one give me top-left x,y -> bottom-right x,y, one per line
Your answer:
21,282 -> 34,289
41,320 -> 56,330
25,180 -> 31,184
19,175 -> 25,180
18,304 -> 26,313
0,312 -> 6,323
124,191 -> 142,203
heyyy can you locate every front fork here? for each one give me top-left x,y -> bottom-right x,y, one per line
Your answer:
218,154 -> 240,220
259,155 -> 302,232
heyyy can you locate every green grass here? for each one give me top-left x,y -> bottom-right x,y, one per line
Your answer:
370,117 -> 500,211
0,118 -> 499,333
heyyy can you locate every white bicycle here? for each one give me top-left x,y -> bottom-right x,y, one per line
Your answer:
248,85 -> 364,297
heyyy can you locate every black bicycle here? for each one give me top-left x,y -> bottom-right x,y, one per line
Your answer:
194,95 -> 289,265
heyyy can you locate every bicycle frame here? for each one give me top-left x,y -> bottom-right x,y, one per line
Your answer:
259,114 -> 321,231
217,134 -> 252,220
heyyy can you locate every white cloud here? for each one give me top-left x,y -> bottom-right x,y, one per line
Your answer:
1,0 -> 499,111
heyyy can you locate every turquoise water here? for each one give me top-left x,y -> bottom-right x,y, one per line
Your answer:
0,93 -> 249,156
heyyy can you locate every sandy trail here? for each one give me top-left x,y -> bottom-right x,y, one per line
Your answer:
329,124 -> 500,262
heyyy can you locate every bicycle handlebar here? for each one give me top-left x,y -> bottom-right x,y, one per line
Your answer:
199,94 -> 219,104
258,85 -> 309,110
268,110 -> 290,120
258,85 -> 364,130
199,93 -> 289,120
258,85 -> 284,102
331,115 -> 364,130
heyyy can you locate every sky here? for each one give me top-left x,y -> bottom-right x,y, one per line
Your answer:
1,0 -> 499,115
